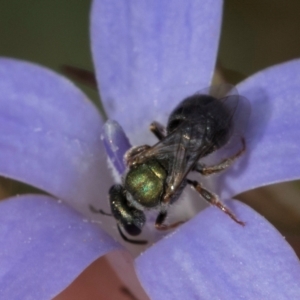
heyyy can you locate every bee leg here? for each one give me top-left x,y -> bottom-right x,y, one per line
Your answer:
186,179 -> 245,226
194,137 -> 246,175
150,121 -> 166,140
155,211 -> 185,231
124,145 -> 151,166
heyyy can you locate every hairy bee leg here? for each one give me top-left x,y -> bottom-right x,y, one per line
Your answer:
125,122 -> 165,166
187,179 -> 245,226
125,145 -> 150,159
124,145 -> 151,165
194,137 -> 246,175
125,120 -> 166,163
155,211 -> 185,231
150,121 -> 166,140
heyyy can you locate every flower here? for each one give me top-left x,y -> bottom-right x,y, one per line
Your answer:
0,0 -> 300,299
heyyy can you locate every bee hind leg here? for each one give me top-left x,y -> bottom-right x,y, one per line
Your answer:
193,138 -> 246,175
187,179 -> 245,226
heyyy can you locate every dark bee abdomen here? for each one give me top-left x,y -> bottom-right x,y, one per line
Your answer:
167,94 -> 233,152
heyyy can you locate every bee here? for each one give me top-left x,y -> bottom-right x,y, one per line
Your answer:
92,85 -> 250,244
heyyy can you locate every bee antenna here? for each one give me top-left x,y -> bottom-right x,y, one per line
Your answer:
89,205 -> 112,216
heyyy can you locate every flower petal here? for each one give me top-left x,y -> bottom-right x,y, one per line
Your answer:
91,0 -> 223,140
0,194 -> 120,299
0,58 -> 109,210
136,200 -> 300,300
217,59 -> 300,198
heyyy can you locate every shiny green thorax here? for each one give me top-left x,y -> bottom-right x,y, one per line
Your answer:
124,159 -> 167,208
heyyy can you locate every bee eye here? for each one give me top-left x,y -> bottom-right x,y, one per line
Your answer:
123,223 -> 142,236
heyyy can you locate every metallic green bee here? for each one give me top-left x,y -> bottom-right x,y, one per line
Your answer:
94,85 -> 250,244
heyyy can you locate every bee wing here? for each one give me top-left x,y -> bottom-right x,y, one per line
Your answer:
130,86 -> 251,202
223,95 -> 251,136
191,83 -> 245,150
218,94 -> 251,148
162,124 -> 202,202
201,93 -> 251,165
133,132 -> 181,160
163,93 -> 251,198
130,122 -> 204,202
145,122 -> 209,203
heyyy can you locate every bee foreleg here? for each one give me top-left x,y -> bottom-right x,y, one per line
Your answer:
125,145 -> 151,165
150,121 -> 166,141
187,179 -> 245,226
193,138 -> 246,175
155,211 -> 185,231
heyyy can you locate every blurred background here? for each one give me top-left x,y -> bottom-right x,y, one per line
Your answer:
0,0 -> 300,299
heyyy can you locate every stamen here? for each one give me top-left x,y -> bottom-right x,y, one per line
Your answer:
101,120 -> 132,175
